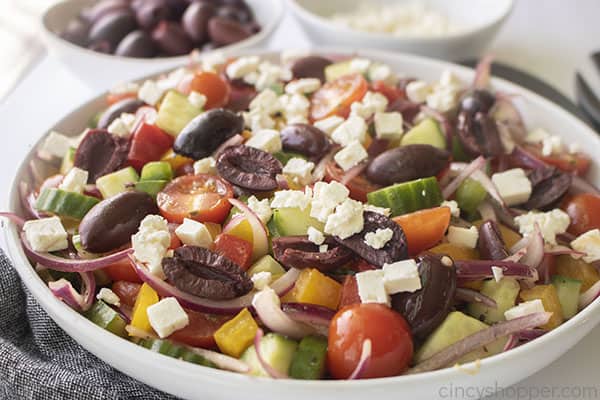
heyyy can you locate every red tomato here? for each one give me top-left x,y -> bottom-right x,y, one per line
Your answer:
324,161 -> 380,203
111,281 -> 142,307
104,258 -> 142,283
562,193 -> 600,235
393,207 -> 451,256
310,74 -> 368,121
188,71 -> 231,109
524,144 -> 591,176
339,276 -> 360,308
157,174 -> 233,224
371,80 -> 405,103
169,311 -> 230,349
213,234 -> 253,270
353,259 -> 377,272
106,91 -> 137,106
328,304 -> 413,379
127,122 -> 174,170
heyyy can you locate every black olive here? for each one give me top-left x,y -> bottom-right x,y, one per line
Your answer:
290,56 -> 333,83
216,145 -> 282,191
456,111 -> 504,157
88,10 -> 137,50
272,236 -> 354,271
478,220 -> 509,260
151,21 -> 194,56
73,129 -> 130,183
459,89 -> 496,116
182,1 -> 215,44
280,123 -> 331,161
524,167 -> 572,211
115,30 -> 156,58
97,98 -> 145,129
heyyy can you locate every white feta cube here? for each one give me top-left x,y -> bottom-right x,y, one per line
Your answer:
355,270 -> 389,306
271,189 -> 312,210
285,78 -> 321,95
245,129 -> 282,153
324,198 -> 364,239
351,92 -> 388,120
491,168 -> 532,206
491,266 -> 504,283
188,91 -> 207,109
96,288 -> 120,307
439,69 -> 462,89
441,200 -> 460,218
382,259 -> 422,294
363,204 -> 391,217
406,80 -> 431,103
138,80 -> 165,106
364,228 -> 394,250
571,229 -> 600,263
310,181 -> 350,222
132,215 -> 172,278
283,158 -> 315,186
368,63 -> 395,85
110,81 -> 139,95
251,271 -> 273,291
59,167 -> 88,194
193,157 -> 217,175
247,196 -> 273,224
226,56 -> 260,79
349,58 -> 372,74
504,299 -> 546,321
175,218 -> 213,248
107,113 -> 136,138
525,128 -> 550,144
249,89 -> 280,114
331,116 -> 367,146
334,141 -> 368,171
319,244 -> 329,253
307,226 -> 325,245
447,226 -> 479,249
40,131 -> 72,158
374,112 -> 404,140
200,51 -> 226,72
541,135 -> 563,156
313,116 -> 345,137
515,209 -> 570,245
426,86 -> 458,113
23,216 -> 68,252
147,297 -> 190,338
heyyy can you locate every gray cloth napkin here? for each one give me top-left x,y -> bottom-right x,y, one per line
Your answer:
0,248 -> 178,400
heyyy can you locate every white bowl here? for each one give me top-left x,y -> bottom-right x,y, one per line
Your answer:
287,0 -> 513,61
5,48 -> 600,400
41,0 -> 284,89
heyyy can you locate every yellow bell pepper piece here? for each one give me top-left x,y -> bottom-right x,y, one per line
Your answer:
282,268 -> 342,310
160,148 -> 193,171
130,283 -> 159,334
520,284 -> 564,330
214,308 -> 258,358
225,218 -> 253,243
555,255 -> 600,292
429,243 -> 479,260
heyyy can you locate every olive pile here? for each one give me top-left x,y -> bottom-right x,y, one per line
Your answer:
60,0 -> 260,58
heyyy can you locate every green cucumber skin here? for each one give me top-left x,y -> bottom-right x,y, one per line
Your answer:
135,180 -> 168,198
139,338 -> 216,367
552,275 -> 582,319
367,176 -> 443,217
455,178 -> 487,215
289,335 -> 328,380
401,118 -> 445,149
466,278 -> 520,324
271,207 -> 324,237
85,301 -> 127,338
35,188 -> 99,220
140,161 -> 173,181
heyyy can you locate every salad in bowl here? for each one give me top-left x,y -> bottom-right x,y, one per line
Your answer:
4,51 -> 600,382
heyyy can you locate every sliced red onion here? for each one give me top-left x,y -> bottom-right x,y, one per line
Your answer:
473,55 -> 494,89
455,288 -> 497,308
510,146 -> 548,170
443,157 -> 486,199
455,260 -> 538,281
409,312 -> 551,374
492,96 -> 527,142
20,183 -> 46,220
229,198 -> 269,261
212,134 -> 244,158
0,212 -> 25,229
340,161 -> 368,186
519,224 -> 544,268
312,146 -> 337,182
579,280 -> 600,309
471,169 -> 506,208
281,302 -> 335,327
276,174 -> 290,190
515,328 -> 546,341
21,232 -> 132,272
347,339 -> 372,380
116,304 -> 133,323
48,271 -> 96,312
544,245 -> 586,259
253,328 -> 288,379
502,334 -> 519,352
222,214 -> 246,235
477,201 -> 497,222
570,174 -> 600,196
252,288 -> 316,340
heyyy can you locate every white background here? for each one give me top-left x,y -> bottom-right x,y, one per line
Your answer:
1,1 -> 599,398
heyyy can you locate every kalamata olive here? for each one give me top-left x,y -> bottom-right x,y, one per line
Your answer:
334,211 -> 408,267
115,30 -> 157,57
478,220 -> 509,260
88,40 -> 112,54
459,89 -> 496,116
207,16 -> 252,46
217,4 -> 252,23
366,144 -> 450,186
79,191 -> 159,253
391,253 -> 456,339
280,123 -> 331,161
387,97 -> 421,124
88,10 -> 137,49
151,20 -> 194,56
80,0 -> 131,24
135,0 -> 170,30
74,129 -> 130,183
272,236 -> 354,271
174,108 -> 243,160
97,98 -> 145,129
456,111 -> 504,157
182,1 -> 214,43
163,0 -> 191,19
60,18 -> 91,47
524,167 -> 572,211
216,145 -> 282,191
290,56 -> 333,83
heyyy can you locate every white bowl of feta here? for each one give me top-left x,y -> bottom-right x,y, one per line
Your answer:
287,0 -> 513,61
4,48 -> 600,400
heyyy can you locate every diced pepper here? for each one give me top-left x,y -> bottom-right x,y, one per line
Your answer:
214,308 -> 258,358
392,207 -> 450,256
160,148 -> 194,172
520,284 -> 564,330
224,218 -> 253,243
128,122 -> 174,170
428,242 -> 479,260
555,255 -> 600,292
282,268 -> 342,310
214,234 -> 253,270
130,283 -> 159,334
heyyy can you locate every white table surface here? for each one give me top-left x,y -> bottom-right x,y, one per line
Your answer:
1,1 -> 599,398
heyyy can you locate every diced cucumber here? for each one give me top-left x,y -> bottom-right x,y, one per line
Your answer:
140,161 -> 173,181
324,61 -> 353,82
35,188 -> 99,220
179,349 -> 216,368
241,333 -> 298,377
366,176 -> 443,217
466,278 -> 520,324
455,178 -> 487,215
289,335 -> 328,380
60,147 -> 76,175
273,151 -> 307,165
271,207 -> 325,236
156,90 -> 202,137
267,217 -> 281,239
247,255 -> 286,278
96,167 -> 139,198
452,136 -> 470,162
138,338 -> 185,358
135,180 -> 168,199
552,275 -> 582,319
85,300 -> 127,338
400,118 -> 445,149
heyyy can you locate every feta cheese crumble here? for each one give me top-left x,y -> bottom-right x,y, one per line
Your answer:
226,56 -> 260,79
193,157 -> 217,175
324,198 -> 364,239
355,270 -> 389,306
363,204 -> 392,217
107,113 -> 136,138
285,78 -> 321,95
310,181 -> 350,222
188,91 -> 207,109
331,115 -> 367,146
334,140 -> 368,171
40,131 -> 72,158
283,158 -> 315,186
59,167 -> 88,194
132,215 -> 172,278
374,112 -> 404,140
247,196 -> 273,224
251,271 -> 273,291
441,200 -> 460,218
382,259 -> 422,294
245,129 -> 282,153
271,189 -> 312,211
515,209 -> 570,245
96,288 -> 120,307
491,168 -> 532,206
147,297 -> 189,338
447,226 -> 479,249
175,218 -> 213,248
313,116 -> 345,137
138,80 -> 165,106
571,229 -> 600,263
406,80 -> 431,103
23,216 -> 68,252
307,226 -> 325,245
364,228 -> 393,249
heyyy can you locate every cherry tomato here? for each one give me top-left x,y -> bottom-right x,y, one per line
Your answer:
562,193 -> 600,235
524,144 -> 591,176
106,91 -> 137,106
187,71 -> 231,109
324,161 -> 380,203
328,303 -> 413,379
111,281 -> 142,307
339,276 -> 360,308
103,258 -> 142,283
157,174 -> 233,224
371,80 -> 405,103
213,233 -> 253,270
393,207 -> 451,256
127,122 -> 174,170
169,310 -> 230,349
310,74 -> 368,121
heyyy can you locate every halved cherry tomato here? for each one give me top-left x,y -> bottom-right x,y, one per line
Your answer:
103,258 -> 142,283
328,303 -> 413,379
157,174 -> 233,224
106,91 -> 137,106
310,74 -> 368,121
324,161 -> 380,203
187,71 -> 231,109
128,122 -> 173,170
213,233 -> 253,270
393,207 -> 451,256
111,281 -> 142,307
524,144 -> 591,176
169,310 -> 230,349
339,276 -> 360,308
371,80 -> 405,104
562,193 -> 600,235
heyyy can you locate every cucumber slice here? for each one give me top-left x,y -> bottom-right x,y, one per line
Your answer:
289,335 -> 328,380
366,176 -> 443,217
156,90 -> 202,137
451,136 -> 470,162
273,151 -> 307,165
140,161 -> 173,181
35,188 -> 99,220
267,218 -> 281,239
96,167 -> 139,198
324,61 -> 353,82
272,207 -> 325,236
85,300 -> 127,338
241,333 -> 298,377
179,349 -> 215,368
455,178 -> 487,215
135,180 -> 168,199
400,118 -> 445,149
247,255 -> 286,278
466,278 -> 520,324
60,147 -> 76,175
552,275 -> 582,319
138,338 -> 185,358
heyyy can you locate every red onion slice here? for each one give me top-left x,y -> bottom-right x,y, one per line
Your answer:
252,288 -> 316,339
473,55 -> 494,89
0,212 -> 25,229
455,288 -> 497,308
276,174 -> 290,190
544,245 -> 586,259
507,224 -> 544,269
281,302 -> 335,327
579,280 -> 600,309
229,198 -> 269,261
48,271 -> 96,312
455,260 -> 538,281
347,339 -> 372,380
222,214 -> 245,235
212,134 -> 244,158
477,201 -> 497,222
515,328 -> 546,341
409,312 -> 552,374
20,183 -> 47,220
502,334 -> 519,352
340,161 -> 368,186
510,146 -> 548,170
253,329 -> 289,379
312,146 -> 337,182
443,157 -> 486,199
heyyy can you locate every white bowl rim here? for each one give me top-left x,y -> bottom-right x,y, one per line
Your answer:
287,0 -> 514,43
41,0 -> 284,64
5,46 -> 600,391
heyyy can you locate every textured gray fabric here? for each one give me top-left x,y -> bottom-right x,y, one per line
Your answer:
0,248 -> 178,400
